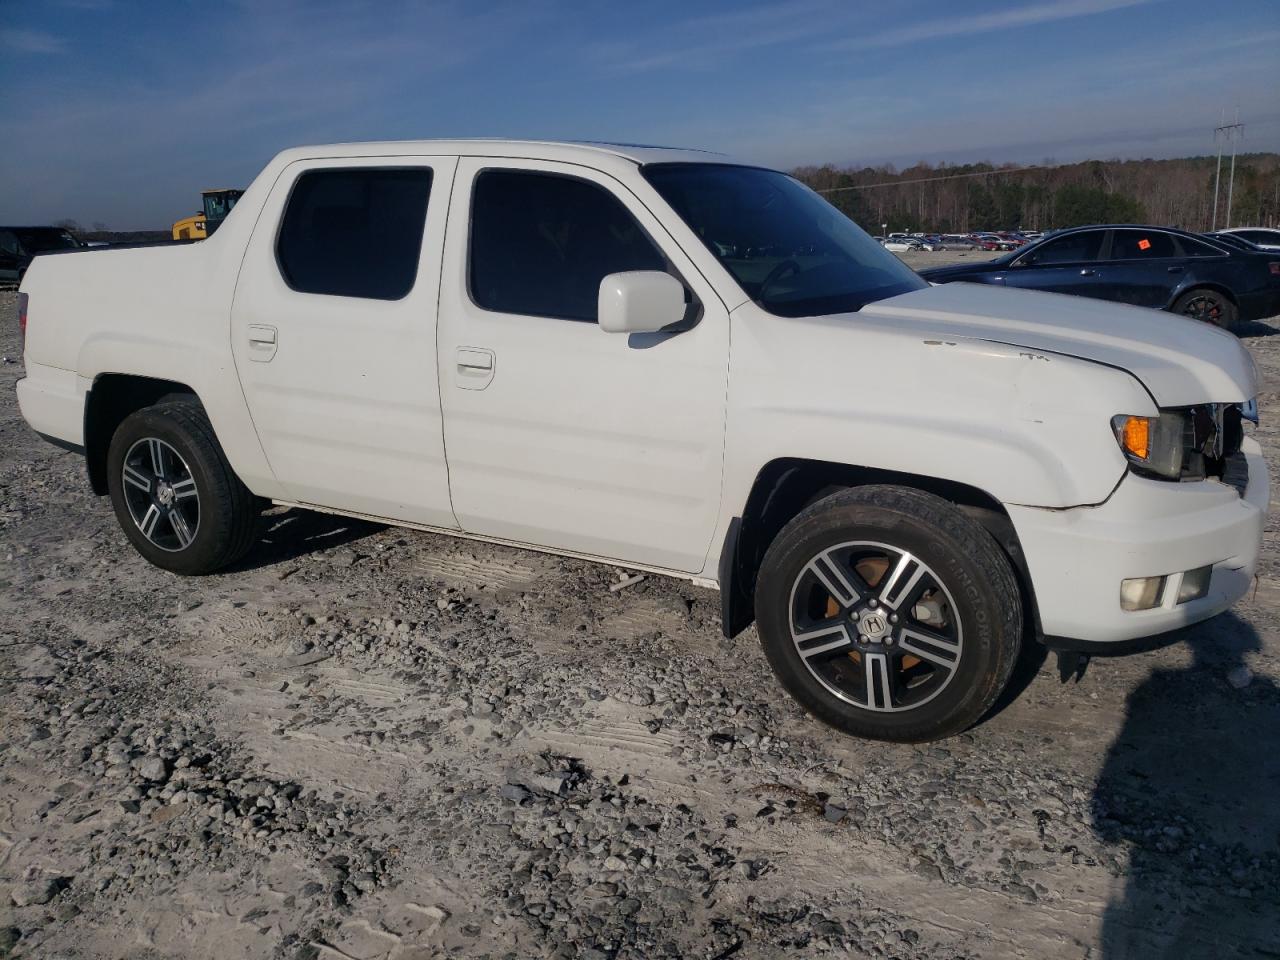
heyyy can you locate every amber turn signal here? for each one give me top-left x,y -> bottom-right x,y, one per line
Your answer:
1116,415 -> 1150,460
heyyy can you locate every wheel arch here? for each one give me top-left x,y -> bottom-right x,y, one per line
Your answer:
719,457 -> 1040,641
84,373 -> 199,495
1168,281 -> 1239,312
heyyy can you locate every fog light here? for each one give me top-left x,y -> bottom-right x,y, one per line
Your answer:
1177,566 -> 1212,604
1120,576 -> 1166,611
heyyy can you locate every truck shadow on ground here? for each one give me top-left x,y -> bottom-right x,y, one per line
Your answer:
1092,612 -> 1280,959
229,507 -> 385,572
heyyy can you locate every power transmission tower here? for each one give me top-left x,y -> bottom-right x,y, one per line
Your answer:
1212,110 -> 1244,231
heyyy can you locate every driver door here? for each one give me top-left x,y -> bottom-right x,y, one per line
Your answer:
1003,229 -> 1107,298
436,158 -> 730,573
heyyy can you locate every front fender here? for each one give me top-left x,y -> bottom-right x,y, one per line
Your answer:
723,305 -> 1154,513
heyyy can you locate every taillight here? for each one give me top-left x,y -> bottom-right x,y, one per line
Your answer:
17,292 -> 28,353
1269,262 -> 1280,276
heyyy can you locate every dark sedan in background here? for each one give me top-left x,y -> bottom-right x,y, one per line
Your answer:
0,226 -> 83,284
918,224 -> 1280,330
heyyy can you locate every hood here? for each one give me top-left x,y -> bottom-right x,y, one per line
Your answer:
861,282 -> 1255,406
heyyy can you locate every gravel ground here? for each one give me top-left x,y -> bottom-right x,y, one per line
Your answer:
1,282 -> 1278,959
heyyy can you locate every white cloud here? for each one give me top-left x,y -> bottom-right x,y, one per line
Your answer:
826,0 -> 1156,51
0,27 -> 67,55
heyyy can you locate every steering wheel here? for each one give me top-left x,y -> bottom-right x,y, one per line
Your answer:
759,259 -> 801,299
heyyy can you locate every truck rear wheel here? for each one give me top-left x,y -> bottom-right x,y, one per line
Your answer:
754,485 -> 1022,743
105,399 -> 258,575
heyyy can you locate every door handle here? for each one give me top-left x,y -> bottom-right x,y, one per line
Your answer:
1167,265 -> 1184,273
247,324 -> 278,362
457,348 -> 493,370
1079,268 -> 1097,277
456,347 -> 495,390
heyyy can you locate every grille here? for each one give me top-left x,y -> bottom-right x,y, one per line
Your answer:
1181,403 -> 1246,488
1221,450 -> 1249,496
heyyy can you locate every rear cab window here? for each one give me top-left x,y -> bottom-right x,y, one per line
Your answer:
276,168 -> 432,300
468,169 -> 668,323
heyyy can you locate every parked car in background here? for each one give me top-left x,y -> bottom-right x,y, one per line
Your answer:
881,238 -> 916,252
972,234 -> 1017,251
1204,232 -> 1261,253
0,226 -> 82,284
942,234 -> 977,249
1220,227 -> 1280,251
919,224 -> 1280,329
16,139 -> 1268,743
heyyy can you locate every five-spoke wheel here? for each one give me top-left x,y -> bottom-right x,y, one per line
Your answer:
106,398 -> 258,574
755,485 -> 1022,742
120,437 -> 201,551
789,542 -> 962,713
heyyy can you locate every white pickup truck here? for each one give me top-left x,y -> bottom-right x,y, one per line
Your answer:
15,140 -> 1268,742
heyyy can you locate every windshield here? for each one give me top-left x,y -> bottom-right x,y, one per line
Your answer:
15,229 -> 80,253
643,163 -> 926,317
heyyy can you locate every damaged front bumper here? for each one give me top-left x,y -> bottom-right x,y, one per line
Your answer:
1008,436 -> 1268,646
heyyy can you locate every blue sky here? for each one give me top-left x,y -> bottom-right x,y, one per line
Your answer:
1,0 -> 1277,229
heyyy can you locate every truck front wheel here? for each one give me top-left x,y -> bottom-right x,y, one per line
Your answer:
105,399 -> 258,575
754,485 -> 1022,743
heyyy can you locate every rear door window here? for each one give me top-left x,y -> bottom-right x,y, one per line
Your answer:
276,168 -> 432,300
1177,236 -> 1228,257
1021,231 -> 1104,265
1108,230 -> 1177,260
468,169 -> 667,323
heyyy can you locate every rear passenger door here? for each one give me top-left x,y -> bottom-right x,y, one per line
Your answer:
436,158 -> 729,574
1099,229 -> 1181,308
231,157 -> 459,527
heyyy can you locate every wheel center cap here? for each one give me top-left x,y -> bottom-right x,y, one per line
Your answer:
156,481 -> 174,506
857,610 -> 890,639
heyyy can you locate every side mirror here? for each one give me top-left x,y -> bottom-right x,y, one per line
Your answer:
598,271 -> 686,335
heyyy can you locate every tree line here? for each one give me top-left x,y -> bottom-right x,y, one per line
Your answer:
794,153 -> 1280,234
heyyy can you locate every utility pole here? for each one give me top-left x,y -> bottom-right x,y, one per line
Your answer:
1212,110 -> 1223,230
1212,110 -> 1244,230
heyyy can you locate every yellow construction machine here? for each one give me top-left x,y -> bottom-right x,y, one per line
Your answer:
172,188 -> 244,240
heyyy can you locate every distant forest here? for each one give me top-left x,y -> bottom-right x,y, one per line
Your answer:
794,153 -> 1280,234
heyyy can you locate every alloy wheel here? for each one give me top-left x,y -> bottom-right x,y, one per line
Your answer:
788,541 -> 963,712
121,437 -> 200,552
1180,294 -> 1223,325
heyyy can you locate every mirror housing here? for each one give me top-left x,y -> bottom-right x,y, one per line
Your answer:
598,271 -> 686,335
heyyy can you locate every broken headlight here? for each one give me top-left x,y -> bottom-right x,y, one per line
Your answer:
1111,412 -> 1186,479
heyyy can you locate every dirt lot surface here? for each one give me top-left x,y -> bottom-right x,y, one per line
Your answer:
2,283 -> 1278,959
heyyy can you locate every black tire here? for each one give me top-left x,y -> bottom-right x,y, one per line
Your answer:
1172,288 -> 1237,331
755,485 -> 1022,743
106,399 -> 258,575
